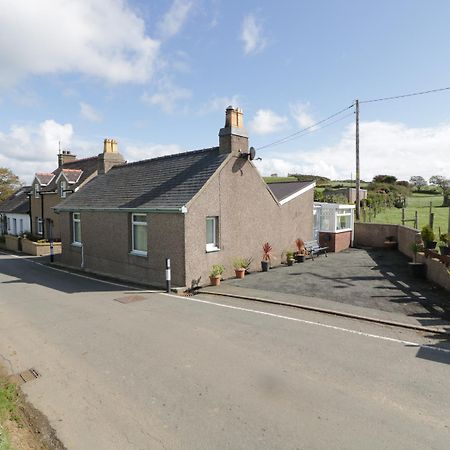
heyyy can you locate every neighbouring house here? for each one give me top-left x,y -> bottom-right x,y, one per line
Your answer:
30,140 -> 125,240
55,107 -> 315,288
325,187 -> 367,204
0,186 -> 32,236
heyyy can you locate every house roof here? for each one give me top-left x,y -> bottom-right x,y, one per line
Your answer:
39,156 -> 99,193
55,147 -> 228,212
59,169 -> 83,184
35,173 -> 54,185
268,181 -> 315,204
0,186 -> 31,214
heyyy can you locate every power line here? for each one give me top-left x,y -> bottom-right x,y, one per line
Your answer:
360,85 -> 450,104
265,111 -> 355,148
257,104 -> 354,150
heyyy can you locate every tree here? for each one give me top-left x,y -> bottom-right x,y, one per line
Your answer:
0,167 -> 21,202
373,175 -> 397,184
409,176 -> 427,191
429,175 -> 450,207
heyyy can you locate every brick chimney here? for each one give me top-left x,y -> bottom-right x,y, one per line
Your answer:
98,138 -> 125,174
58,150 -> 77,167
219,106 -> 249,155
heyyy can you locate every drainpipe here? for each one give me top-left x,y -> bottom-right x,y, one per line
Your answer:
40,191 -> 45,238
27,193 -> 32,235
81,243 -> 84,268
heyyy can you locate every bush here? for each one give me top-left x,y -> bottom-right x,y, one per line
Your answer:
210,264 -> 224,277
421,225 -> 435,243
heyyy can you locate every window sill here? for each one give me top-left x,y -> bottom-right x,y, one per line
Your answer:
71,242 -> 82,247
206,246 -> 220,253
129,250 -> 148,258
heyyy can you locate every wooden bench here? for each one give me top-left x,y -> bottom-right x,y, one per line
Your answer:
304,240 -> 328,260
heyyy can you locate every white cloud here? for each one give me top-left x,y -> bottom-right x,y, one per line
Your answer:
249,109 -> 288,135
0,120 -> 75,181
80,102 -> 102,122
290,102 -> 316,129
158,0 -> 193,40
241,14 -> 267,55
141,78 -> 192,113
253,120 -> 450,181
0,0 -> 160,86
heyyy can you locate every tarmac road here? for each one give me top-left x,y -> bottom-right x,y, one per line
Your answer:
0,251 -> 449,449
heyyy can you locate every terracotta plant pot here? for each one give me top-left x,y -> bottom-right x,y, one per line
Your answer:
209,276 -> 221,286
235,268 -> 245,279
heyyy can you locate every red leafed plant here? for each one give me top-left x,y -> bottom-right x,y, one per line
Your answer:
295,238 -> 307,255
262,242 -> 273,262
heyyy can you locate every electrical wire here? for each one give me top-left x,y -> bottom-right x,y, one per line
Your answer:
360,85 -> 450,104
263,111 -> 355,149
257,104 -> 354,150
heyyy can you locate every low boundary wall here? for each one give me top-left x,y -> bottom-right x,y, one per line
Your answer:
354,222 -> 449,292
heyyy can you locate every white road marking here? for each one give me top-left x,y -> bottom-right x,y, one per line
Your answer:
0,250 -> 162,292
386,272 -> 395,277
398,281 -> 410,288
163,293 -> 450,355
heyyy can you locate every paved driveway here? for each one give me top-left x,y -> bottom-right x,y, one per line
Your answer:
223,248 -> 450,329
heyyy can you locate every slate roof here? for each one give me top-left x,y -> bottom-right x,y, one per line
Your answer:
268,181 -> 315,202
56,147 -> 228,211
35,173 -> 55,185
39,156 -> 99,192
0,186 -> 31,214
60,169 -> 83,183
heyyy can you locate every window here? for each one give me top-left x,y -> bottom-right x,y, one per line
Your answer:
72,213 -> 81,244
12,218 -> 17,235
19,219 -> 23,234
7,218 -> 10,232
131,214 -> 147,255
36,217 -> 43,235
206,216 -> 219,251
60,180 -> 67,198
34,184 -> 40,199
336,208 -> 352,231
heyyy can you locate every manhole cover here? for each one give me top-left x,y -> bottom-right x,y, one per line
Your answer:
114,295 -> 146,304
8,368 -> 40,385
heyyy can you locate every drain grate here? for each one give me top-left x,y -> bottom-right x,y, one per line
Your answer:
8,368 -> 40,385
114,294 -> 146,304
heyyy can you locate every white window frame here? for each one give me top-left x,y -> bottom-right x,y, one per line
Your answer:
131,213 -> 147,256
72,212 -> 81,245
19,219 -> 23,234
206,216 -> 220,252
7,217 -> 10,233
34,184 -> 40,199
37,217 -> 43,235
335,209 -> 353,231
60,180 -> 67,198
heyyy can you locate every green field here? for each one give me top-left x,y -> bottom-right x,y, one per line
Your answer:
364,193 -> 449,235
263,176 -> 298,184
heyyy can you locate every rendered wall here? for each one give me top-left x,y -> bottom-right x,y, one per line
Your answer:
59,211 -> 186,287
5,213 -> 30,235
184,156 -> 314,286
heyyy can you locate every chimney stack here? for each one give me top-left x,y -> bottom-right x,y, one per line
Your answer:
98,138 -> 125,174
58,150 -> 77,167
219,106 -> 248,154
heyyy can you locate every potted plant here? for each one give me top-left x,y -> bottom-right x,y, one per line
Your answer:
242,257 -> 253,274
209,264 -> 224,286
233,258 -> 247,279
438,233 -> 450,256
408,242 -> 426,278
294,238 -> 307,262
421,225 -> 436,249
285,251 -> 295,266
261,242 -> 273,272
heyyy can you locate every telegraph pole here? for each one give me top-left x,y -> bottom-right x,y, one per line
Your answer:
355,99 -> 360,221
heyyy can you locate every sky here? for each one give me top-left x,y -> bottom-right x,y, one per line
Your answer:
1,0 -> 450,184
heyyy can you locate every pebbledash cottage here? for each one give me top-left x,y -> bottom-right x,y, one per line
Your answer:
55,107 -> 315,288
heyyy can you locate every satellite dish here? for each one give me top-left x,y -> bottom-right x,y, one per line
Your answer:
249,146 -> 256,161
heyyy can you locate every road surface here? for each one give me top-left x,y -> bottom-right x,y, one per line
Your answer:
0,251 -> 449,449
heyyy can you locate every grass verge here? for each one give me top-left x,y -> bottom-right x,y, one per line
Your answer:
0,380 -> 18,450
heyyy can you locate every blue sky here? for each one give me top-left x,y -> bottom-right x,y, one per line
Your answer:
1,0 -> 449,183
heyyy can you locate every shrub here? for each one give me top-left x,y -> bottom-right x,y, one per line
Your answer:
421,225 -> 435,243
210,264 -> 225,277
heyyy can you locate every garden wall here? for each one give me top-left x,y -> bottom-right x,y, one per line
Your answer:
22,239 -> 62,257
354,222 -> 449,292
